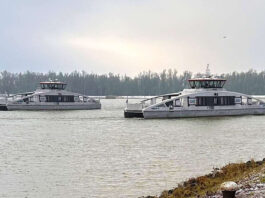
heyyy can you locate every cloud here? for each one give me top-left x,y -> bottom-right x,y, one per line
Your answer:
0,0 -> 264,75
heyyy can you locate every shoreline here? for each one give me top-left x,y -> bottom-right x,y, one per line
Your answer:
143,159 -> 265,198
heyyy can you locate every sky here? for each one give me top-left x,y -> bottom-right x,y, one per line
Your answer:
0,0 -> 265,76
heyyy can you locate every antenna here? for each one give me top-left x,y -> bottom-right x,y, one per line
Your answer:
206,64 -> 211,77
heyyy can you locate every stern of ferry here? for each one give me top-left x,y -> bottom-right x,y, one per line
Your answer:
124,103 -> 144,118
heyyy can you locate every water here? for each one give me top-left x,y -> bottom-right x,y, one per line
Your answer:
0,99 -> 265,198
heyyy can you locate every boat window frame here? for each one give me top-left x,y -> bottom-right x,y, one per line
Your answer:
174,99 -> 182,107
40,83 -> 67,90
188,79 -> 226,89
188,98 -> 196,105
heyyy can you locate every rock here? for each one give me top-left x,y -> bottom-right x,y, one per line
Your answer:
236,189 -> 243,194
257,183 -> 265,188
220,181 -> 239,191
220,182 -> 239,198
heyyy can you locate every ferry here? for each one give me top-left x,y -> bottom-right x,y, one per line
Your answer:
124,67 -> 265,119
0,81 -> 101,110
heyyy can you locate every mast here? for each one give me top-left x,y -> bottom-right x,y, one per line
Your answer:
205,64 -> 211,77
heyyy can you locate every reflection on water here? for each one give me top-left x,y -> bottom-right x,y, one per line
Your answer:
0,99 -> 265,198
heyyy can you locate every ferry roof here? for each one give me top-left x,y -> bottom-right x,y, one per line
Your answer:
188,78 -> 226,81
40,81 -> 67,85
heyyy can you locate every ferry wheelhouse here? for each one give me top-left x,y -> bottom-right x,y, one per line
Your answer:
1,81 -> 101,110
124,72 -> 265,119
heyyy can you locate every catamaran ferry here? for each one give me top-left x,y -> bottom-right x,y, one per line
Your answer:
124,68 -> 265,119
0,81 -> 101,110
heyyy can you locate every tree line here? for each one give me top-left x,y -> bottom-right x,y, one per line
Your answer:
0,69 -> 264,95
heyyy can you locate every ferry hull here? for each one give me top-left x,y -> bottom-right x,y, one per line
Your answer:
6,103 -> 101,110
143,108 -> 265,119
0,104 -> 8,111
124,110 -> 143,118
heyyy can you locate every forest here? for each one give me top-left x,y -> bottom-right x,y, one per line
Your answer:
0,69 -> 264,95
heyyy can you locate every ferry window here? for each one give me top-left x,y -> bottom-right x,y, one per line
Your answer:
23,98 -> 29,103
165,101 -> 173,107
189,80 -> 226,89
210,81 -> 214,88
46,95 -> 74,102
204,81 -> 210,88
188,98 -> 196,105
189,81 -> 195,88
46,95 -> 56,102
62,96 -> 74,102
74,96 -> 79,102
200,81 -> 205,88
217,81 -> 221,88
235,97 -> 242,104
214,81 -> 218,88
213,97 -> 218,105
194,81 -> 200,88
175,99 -> 181,106
40,96 -> 46,102
57,84 -> 63,89
196,96 -> 235,106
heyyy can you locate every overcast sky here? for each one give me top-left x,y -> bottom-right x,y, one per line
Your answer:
0,0 -> 264,76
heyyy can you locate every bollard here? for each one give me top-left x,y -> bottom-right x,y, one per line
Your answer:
220,181 -> 238,198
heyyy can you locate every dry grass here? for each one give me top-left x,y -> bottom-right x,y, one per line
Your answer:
149,159 -> 265,198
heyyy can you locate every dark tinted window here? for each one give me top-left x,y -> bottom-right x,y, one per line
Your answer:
189,80 -> 226,89
196,96 -> 235,106
45,95 -> 74,102
165,101 -> 173,107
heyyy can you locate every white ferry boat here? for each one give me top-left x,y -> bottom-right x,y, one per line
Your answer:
0,81 -> 101,110
124,68 -> 265,119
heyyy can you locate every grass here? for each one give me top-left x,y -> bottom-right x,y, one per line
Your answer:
148,159 -> 265,198
260,175 -> 265,183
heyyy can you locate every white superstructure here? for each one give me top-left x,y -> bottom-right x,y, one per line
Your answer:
0,81 -> 101,110
124,69 -> 265,119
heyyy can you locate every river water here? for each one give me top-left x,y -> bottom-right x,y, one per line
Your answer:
0,99 -> 265,198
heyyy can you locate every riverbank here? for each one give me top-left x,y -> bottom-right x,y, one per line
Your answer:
143,159 -> 265,198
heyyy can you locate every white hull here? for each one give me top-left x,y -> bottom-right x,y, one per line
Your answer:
7,103 -> 101,110
143,107 -> 265,119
